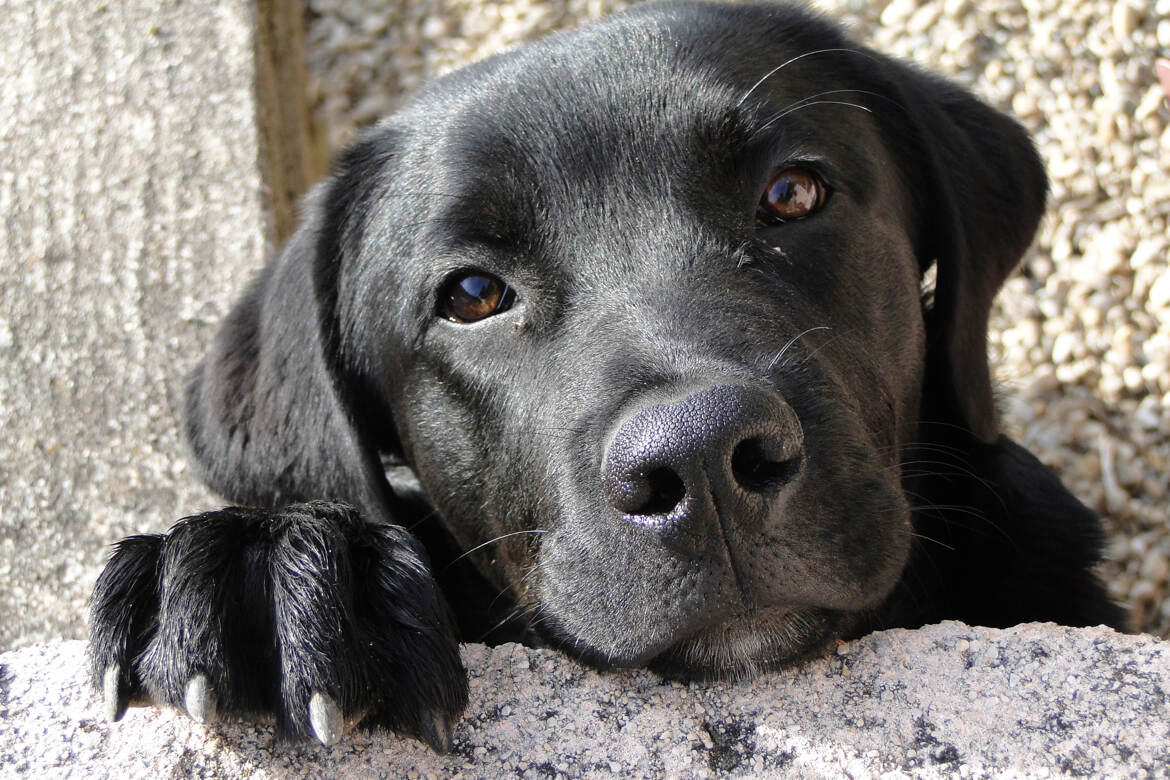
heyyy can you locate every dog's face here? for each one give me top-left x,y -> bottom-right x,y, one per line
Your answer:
350,26 -> 928,675
185,2 -> 1052,678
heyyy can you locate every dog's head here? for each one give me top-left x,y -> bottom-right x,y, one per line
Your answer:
184,2 -> 1048,677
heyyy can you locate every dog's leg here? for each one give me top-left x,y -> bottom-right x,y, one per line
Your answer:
89,501 -> 466,750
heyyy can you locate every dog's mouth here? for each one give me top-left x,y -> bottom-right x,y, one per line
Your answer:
648,605 -> 839,681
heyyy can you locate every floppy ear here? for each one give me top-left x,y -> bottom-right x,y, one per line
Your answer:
183,138 -> 397,517
873,62 -> 1048,442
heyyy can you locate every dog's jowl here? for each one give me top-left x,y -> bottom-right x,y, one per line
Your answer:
90,0 -> 1127,750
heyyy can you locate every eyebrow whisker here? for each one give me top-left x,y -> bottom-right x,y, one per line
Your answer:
753,100 -> 873,138
737,47 -> 871,107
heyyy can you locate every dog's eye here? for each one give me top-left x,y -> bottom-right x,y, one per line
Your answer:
756,168 -> 827,225
440,272 -> 517,323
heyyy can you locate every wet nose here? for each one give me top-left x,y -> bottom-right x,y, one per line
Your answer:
601,384 -> 803,537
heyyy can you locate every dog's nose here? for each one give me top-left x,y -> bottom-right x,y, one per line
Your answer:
601,384 -> 803,540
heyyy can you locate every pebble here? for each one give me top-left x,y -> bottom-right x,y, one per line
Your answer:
305,0 -> 1170,638
1148,275 -> 1170,310
1112,0 -> 1139,40
880,0 -> 918,26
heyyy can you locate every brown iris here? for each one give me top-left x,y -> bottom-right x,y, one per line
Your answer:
441,272 -> 517,323
757,168 -> 827,225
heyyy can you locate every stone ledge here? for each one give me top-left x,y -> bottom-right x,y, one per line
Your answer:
2,623 -> 1167,777
0,0 -> 317,650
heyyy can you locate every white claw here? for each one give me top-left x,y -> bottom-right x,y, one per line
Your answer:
184,674 -> 217,724
102,664 -> 127,722
423,709 -> 454,754
308,692 -> 343,747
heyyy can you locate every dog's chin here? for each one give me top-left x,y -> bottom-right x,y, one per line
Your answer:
648,606 -> 840,682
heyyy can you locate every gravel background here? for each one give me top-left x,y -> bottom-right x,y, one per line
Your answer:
304,0 -> 1170,637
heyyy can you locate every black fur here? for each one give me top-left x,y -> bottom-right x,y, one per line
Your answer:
90,503 -> 464,744
90,0 -> 1127,748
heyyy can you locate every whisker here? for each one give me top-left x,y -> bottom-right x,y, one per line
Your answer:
737,47 -> 873,107
442,529 -> 547,570
907,502 -> 990,520
794,327 -> 850,367
524,601 -> 553,632
490,565 -> 541,611
879,440 -> 967,456
893,458 -> 985,473
881,440 -> 976,463
902,488 -> 1013,546
753,100 -> 873,138
899,470 -> 985,483
753,88 -> 886,135
913,419 -> 981,438
766,325 -> 832,373
898,458 -> 1003,505
403,507 -> 442,534
477,605 -> 526,643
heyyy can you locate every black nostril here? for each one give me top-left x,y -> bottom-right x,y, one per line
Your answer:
638,468 -> 686,516
731,437 -> 800,492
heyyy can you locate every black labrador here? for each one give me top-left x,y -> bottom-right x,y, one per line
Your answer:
90,0 -> 1127,751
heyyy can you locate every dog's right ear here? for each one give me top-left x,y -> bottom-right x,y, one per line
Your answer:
183,135 -> 398,517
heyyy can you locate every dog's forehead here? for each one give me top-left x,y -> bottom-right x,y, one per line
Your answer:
389,6 -> 886,241
407,2 -> 872,169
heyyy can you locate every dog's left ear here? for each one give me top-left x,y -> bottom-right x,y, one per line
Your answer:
870,61 -> 1048,442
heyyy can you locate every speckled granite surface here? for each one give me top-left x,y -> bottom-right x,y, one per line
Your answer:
3,624 -> 1168,777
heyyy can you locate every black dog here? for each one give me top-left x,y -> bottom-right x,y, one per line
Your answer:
90,0 -> 1127,751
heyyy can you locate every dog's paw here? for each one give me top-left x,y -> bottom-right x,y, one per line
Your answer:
88,501 -> 467,750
